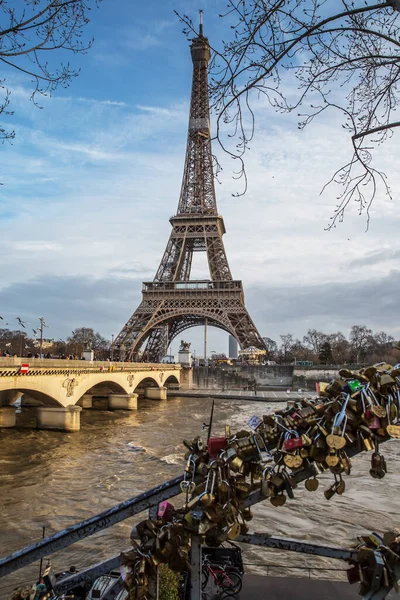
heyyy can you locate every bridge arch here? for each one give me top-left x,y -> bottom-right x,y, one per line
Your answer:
0,385 -> 63,407
65,375 -> 131,405
133,375 -> 160,395
164,374 -> 180,388
77,379 -> 130,404
131,311 -> 238,357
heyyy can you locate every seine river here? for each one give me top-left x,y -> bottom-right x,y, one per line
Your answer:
1,396 -> 400,596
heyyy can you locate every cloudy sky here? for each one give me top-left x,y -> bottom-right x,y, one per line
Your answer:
0,0 -> 399,355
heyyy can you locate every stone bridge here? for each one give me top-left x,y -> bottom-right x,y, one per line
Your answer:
0,358 -> 185,432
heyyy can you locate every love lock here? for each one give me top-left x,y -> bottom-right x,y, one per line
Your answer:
260,466 -> 274,498
217,463 -> 231,495
324,480 -> 340,500
252,432 -> 273,463
283,430 -> 304,468
326,449 -> 340,467
270,493 -> 286,507
326,396 -> 349,450
305,476 -> 319,492
180,454 -> 197,498
200,467 -> 217,507
367,386 -> 387,419
370,439 -> 387,479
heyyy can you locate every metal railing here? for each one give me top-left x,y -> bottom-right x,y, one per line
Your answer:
143,280 -> 242,292
243,562 -> 349,580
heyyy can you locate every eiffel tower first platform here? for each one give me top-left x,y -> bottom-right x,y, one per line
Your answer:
114,18 -> 265,362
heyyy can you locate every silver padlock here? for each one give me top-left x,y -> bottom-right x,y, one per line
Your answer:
253,433 -> 273,463
199,468 -> 217,507
221,447 -> 237,462
260,466 -> 274,498
180,454 -> 197,494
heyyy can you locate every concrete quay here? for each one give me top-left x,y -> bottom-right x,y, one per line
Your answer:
220,574 -> 360,599
168,388 -> 317,402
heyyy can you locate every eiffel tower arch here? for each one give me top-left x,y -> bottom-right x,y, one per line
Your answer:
115,18 -> 266,362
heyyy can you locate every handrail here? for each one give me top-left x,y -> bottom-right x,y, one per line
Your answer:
0,474 -> 192,578
143,280 -> 242,292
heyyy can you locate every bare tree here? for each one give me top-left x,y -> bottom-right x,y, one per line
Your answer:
372,330 -> 395,348
349,324 -> 373,363
303,329 -> 327,355
0,0 -> 100,143
328,332 -> 351,364
279,333 -> 294,362
178,2 -> 400,227
262,336 -> 278,357
68,327 -> 110,358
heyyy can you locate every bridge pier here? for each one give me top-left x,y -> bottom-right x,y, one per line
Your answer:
0,406 -> 17,428
107,394 -> 138,410
36,405 -> 82,432
145,387 -> 167,401
80,394 -> 93,409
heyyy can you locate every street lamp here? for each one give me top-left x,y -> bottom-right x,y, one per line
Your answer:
38,317 -> 47,358
111,334 -> 114,361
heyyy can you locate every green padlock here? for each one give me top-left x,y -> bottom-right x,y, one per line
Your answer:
348,379 -> 363,393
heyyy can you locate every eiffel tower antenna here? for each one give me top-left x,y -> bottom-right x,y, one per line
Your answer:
114,22 -> 266,362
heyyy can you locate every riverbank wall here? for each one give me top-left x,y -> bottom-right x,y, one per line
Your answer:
192,364 -> 364,391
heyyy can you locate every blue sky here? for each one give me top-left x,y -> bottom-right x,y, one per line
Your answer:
0,0 -> 399,355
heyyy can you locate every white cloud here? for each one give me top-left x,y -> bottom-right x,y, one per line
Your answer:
0,64 -> 399,355
13,242 -> 63,252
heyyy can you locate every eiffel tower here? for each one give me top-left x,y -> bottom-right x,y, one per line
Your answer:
114,16 -> 265,362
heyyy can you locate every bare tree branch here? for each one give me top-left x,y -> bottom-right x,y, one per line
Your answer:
0,0 -> 101,143
177,1 -> 400,227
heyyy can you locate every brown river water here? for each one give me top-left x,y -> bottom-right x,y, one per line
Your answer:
1,396 -> 400,597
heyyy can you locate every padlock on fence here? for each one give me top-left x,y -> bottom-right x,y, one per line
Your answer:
157,501 -> 174,522
207,436 -> 227,458
283,430 -> 303,451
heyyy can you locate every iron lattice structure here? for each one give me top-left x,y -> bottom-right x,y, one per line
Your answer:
115,24 -> 265,362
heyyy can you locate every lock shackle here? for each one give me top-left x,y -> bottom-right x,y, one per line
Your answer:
275,415 -> 293,434
332,411 -> 347,433
361,390 -> 367,412
283,429 -> 299,440
188,454 -> 197,469
368,388 -> 380,406
218,463 -> 230,482
262,465 -> 274,478
338,393 -> 350,415
205,468 -> 217,491
253,432 -> 268,451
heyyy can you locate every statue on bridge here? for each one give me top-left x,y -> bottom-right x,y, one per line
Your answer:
179,340 -> 191,352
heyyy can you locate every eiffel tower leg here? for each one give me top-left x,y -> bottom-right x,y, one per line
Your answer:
206,237 -> 232,281
115,289 -> 265,363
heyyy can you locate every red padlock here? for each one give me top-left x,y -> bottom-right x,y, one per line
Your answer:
369,416 -> 381,430
207,437 -> 227,458
157,501 -> 174,522
283,433 -> 303,451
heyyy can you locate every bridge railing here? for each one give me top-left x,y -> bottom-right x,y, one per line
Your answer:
0,358 -> 181,372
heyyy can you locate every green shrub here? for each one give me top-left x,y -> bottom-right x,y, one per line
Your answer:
158,564 -> 181,600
